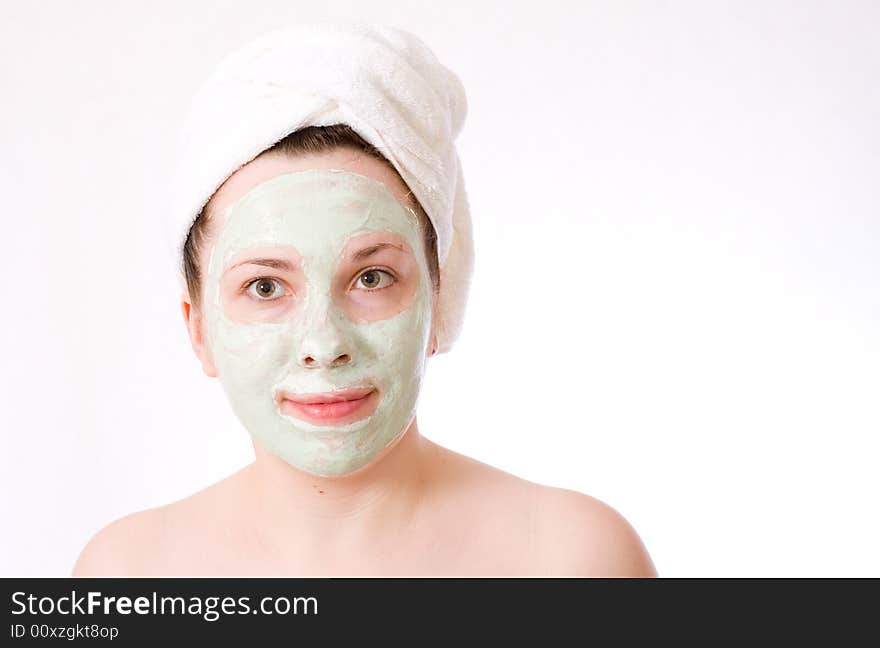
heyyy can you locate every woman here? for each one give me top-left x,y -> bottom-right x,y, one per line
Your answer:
73,21 -> 656,577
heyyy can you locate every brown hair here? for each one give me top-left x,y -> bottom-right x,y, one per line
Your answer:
182,123 -> 440,310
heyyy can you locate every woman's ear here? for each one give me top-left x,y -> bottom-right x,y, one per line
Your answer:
428,290 -> 441,357
181,290 -> 218,377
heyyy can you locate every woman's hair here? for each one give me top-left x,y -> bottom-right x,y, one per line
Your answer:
182,123 -> 441,310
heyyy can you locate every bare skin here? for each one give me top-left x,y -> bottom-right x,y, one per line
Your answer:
72,149 -> 658,577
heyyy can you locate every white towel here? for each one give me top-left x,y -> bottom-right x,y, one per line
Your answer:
166,19 -> 473,354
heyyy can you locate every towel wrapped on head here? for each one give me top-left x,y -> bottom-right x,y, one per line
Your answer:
167,20 -> 473,353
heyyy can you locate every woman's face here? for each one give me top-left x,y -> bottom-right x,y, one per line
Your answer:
186,148 -> 438,477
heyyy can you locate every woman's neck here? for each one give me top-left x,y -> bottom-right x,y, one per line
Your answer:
244,418 -> 433,528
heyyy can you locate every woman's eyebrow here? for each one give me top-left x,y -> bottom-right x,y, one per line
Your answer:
350,242 -> 405,261
227,258 -> 297,271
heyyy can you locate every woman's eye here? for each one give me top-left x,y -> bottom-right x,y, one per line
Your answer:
355,269 -> 394,291
246,278 -> 285,300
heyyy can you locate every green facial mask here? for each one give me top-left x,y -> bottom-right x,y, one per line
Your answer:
202,169 -> 434,476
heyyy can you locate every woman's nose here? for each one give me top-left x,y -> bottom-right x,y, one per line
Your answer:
297,320 -> 353,369
301,350 -> 351,369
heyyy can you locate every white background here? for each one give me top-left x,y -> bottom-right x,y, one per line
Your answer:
1,1 -> 877,577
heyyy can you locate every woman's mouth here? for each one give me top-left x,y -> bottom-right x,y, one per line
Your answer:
277,386 -> 379,425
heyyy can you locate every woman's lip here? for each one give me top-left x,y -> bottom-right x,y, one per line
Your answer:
282,387 -> 375,405
277,387 -> 378,424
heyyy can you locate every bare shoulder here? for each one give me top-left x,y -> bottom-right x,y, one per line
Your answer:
426,441 -> 536,499
71,506 -> 167,577
425,443 -> 656,576
534,485 -> 658,577
71,467 -> 249,577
